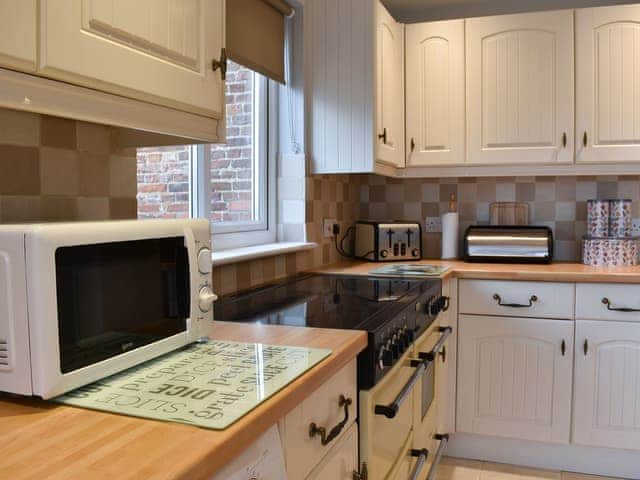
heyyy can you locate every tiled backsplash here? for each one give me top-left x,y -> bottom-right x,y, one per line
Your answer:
0,109 -> 137,222
359,175 -> 640,261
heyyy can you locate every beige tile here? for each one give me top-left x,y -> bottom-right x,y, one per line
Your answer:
78,152 -> 110,196
109,197 -> 137,219
0,145 -> 40,195
109,155 -> 137,197
41,197 -> 78,221
0,109 -> 40,146
40,115 -> 77,149
76,121 -> 111,154
481,461 -> 561,480
436,457 -> 483,480
40,147 -> 78,196
0,196 -> 42,222
76,197 -> 110,220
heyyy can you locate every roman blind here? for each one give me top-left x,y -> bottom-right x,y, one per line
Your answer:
226,0 -> 294,84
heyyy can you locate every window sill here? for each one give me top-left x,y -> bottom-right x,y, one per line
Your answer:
211,242 -> 317,267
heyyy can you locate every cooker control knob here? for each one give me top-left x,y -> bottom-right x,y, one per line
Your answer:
412,249 -> 420,257
197,248 -> 212,274
380,250 -> 388,258
379,347 -> 394,368
198,286 -> 218,312
406,328 -> 415,344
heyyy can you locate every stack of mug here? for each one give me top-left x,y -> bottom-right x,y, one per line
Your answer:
583,199 -> 637,266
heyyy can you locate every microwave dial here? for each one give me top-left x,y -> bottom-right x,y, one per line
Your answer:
197,248 -> 212,274
198,286 -> 218,312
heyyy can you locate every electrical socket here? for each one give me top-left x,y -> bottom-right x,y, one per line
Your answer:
632,218 -> 640,237
323,218 -> 337,238
425,217 -> 442,233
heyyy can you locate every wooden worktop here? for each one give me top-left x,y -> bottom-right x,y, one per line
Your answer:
0,322 -> 367,480
316,260 -> 640,283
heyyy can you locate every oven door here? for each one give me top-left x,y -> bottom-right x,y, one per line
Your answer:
25,220 -> 209,398
360,349 -> 423,480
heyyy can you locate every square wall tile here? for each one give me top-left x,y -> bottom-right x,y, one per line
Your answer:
78,152 -> 110,196
41,116 -> 77,149
0,145 -> 40,195
0,109 -> 40,146
109,155 -> 137,197
40,147 -> 78,196
76,121 -> 111,154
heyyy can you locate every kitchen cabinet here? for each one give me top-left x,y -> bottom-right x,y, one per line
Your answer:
405,20 -> 465,166
0,0 -> 36,72
573,320 -> 640,451
39,0 -> 225,119
306,423 -> 358,480
576,5 -> 640,163
376,0 -> 405,169
465,10 -> 574,165
307,0 -> 403,174
457,314 -> 574,443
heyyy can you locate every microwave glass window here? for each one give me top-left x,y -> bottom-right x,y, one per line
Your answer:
55,237 -> 190,374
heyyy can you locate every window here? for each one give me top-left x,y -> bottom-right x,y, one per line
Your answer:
137,61 -> 274,250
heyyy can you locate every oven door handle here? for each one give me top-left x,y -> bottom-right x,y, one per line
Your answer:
409,448 -> 429,480
425,433 -> 449,480
374,360 -> 425,419
419,326 -> 453,363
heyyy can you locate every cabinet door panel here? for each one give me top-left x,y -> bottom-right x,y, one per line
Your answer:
0,0 -> 36,72
457,314 -> 573,443
466,10 -> 574,164
39,0 -> 223,117
576,5 -> 640,163
406,20 -> 464,166
306,423 -> 358,480
375,1 -> 405,168
574,320 -> 640,450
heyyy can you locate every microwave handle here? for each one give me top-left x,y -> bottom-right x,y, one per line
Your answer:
374,359 -> 425,419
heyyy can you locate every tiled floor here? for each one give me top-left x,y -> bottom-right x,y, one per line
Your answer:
436,457 -> 626,480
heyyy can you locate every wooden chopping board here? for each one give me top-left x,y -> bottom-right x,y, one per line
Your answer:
490,202 -> 529,225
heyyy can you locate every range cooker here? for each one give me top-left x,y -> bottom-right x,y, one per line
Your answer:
216,273 -> 452,480
214,273 -> 447,389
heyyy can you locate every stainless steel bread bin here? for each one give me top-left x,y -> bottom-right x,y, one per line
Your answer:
463,226 -> 553,264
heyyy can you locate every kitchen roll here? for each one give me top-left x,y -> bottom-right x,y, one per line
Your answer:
441,212 -> 459,259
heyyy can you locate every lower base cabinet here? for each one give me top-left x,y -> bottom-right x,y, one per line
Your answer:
306,422 -> 358,479
457,314 -> 574,443
573,320 -> 640,450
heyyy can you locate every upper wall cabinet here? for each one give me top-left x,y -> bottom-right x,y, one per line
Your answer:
308,0 -> 404,175
39,0 -> 225,119
376,1 -> 405,169
0,0 -> 36,72
576,5 -> 640,163
405,20 -> 465,167
466,10 -> 574,165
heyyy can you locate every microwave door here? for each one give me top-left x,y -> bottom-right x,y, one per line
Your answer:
55,237 -> 190,374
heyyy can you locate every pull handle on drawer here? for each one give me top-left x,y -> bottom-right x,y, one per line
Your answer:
375,360 -> 425,419
409,448 -> 430,480
601,297 -> 640,313
425,434 -> 449,480
561,339 -> 566,356
309,395 -> 352,446
493,293 -> 538,308
211,47 -> 227,81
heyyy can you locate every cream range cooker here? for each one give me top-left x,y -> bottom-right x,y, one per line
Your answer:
216,274 -> 452,480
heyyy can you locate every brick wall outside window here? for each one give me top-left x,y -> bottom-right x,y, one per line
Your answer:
136,60 -> 255,222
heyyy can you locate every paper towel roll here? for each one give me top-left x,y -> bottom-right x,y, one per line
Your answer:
441,212 -> 459,259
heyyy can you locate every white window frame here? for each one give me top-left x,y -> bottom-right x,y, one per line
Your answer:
191,74 -> 277,251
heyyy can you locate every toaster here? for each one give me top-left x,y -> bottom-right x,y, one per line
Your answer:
355,221 -> 422,261
463,225 -> 553,264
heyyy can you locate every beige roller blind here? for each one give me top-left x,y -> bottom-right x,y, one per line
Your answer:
227,0 -> 294,84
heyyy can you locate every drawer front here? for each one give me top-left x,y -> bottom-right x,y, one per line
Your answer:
576,283 -> 640,321
283,359 -> 357,480
306,422 -> 358,480
459,280 -> 575,318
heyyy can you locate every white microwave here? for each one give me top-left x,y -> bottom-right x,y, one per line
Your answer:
0,219 -> 215,399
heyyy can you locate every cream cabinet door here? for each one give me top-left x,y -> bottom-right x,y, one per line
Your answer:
0,0 -> 36,72
39,0 -> 224,118
406,20 -> 464,167
576,5 -> 640,163
573,320 -> 640,451
375,0 -> 405,168
457,314 -> 574,443
306,423 -> 358,480
466,10 -> 574,165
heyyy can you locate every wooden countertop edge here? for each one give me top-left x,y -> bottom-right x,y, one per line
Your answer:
175,325 -> 368,479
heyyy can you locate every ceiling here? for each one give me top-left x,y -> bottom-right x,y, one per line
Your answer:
381,0 -> 638,22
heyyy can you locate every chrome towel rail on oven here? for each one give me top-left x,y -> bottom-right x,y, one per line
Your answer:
374,358 -> 426,419
409,448 -> 429,480
418,327 -> 453,362
425,433 -> 449,480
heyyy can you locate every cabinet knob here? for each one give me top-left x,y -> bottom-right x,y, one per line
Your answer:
211,47 -> 228,81
378,127 -> 387,144
562,132 -> 567,148
583,131 -> 588,148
